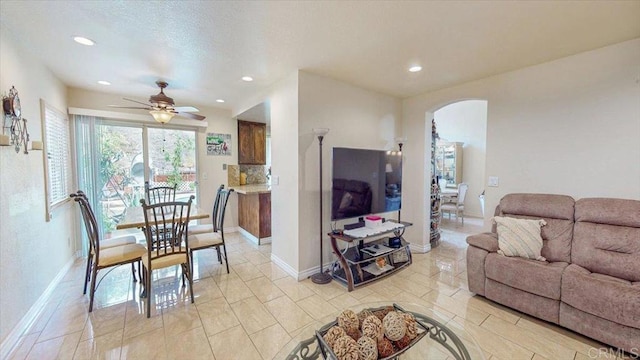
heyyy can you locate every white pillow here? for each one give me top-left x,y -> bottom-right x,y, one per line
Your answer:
493,216 -> 547,261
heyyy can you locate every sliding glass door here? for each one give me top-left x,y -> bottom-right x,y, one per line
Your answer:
147,128 -> 198,204
76,116 -> 199,243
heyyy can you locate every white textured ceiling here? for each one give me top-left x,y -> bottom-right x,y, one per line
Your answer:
1,1 -> 639,112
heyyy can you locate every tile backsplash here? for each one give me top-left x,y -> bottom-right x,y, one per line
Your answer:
228,164 -> 268,186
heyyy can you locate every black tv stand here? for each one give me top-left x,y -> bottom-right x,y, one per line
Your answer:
328,220 -> 412,291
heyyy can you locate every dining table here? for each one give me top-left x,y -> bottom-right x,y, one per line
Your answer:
441,188 -> 459,204
116,206 -> 209,230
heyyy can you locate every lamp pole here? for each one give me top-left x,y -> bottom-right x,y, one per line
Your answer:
311,128 -> 332,284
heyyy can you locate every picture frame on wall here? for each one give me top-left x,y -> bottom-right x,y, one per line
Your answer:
206,133 -> 231,156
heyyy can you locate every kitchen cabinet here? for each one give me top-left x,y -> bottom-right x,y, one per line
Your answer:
238,120 -> 266,165
231,184 -> 271,244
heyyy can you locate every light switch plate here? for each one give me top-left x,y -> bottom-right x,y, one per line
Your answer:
223,164 -> 227,170
488,176 -> 499,187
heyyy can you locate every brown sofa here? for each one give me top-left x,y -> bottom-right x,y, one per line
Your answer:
466,193 -> 640,352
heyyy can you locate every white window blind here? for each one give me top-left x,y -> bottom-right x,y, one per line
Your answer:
43,101 -> 71,219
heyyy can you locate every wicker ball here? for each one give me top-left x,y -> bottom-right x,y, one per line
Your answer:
394,333 -> 412,350
357,336 -> 378,360
383,311 -> 407,341
357,309 -> 375,327
377,336 -> 395,358
345,326 -> 362,341
338,309 -> 360,332
324,326 -> 347,348
361,315 -> 383,341
333,335 -> 359,360
402,312 -> 418,340
373,310 -> 386,321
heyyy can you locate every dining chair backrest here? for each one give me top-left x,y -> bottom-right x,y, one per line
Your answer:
213,187 -> 234,234
457,183 -> 469,206
71,192 -> 101,259
141,196 -> 194,256
145,181 -> 177,204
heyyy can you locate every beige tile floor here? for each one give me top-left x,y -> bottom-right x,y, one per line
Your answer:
7,217 -> 630,360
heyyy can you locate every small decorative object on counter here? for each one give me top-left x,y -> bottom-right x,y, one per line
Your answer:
375,257 -> 387,269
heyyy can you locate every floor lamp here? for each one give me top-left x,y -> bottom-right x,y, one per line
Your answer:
311,128 -> 332,284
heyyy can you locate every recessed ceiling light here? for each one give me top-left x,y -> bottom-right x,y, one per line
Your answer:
97,80 -> 111,85
409,65 -> 422,73
216,99 -> 225,103
73,36 -> 95,46
241,76 -> 254,82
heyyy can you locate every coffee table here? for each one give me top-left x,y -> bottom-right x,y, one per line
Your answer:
275,302 -> 485,360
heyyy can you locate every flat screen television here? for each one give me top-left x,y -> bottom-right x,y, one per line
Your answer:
331,147 -> 402,221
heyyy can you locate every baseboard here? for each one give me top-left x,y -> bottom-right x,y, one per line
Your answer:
270,253 -> 298,279
237,228 -> 271,245
410,242 -> 431,253
0,254 -> 77,359
298,261 -> 334,281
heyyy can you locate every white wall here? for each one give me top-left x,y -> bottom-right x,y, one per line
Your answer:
403,38 -> 640,231
0,30 -> 73,343
298,71 -> 404,274
269,73 -> 301,273
66,88 -> 238,228
434,100 -> 487,217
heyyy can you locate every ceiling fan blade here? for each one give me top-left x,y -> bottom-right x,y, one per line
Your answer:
108,105 -> 151,110
176,111 -> 206,121
123,98 -> 152,107
173,106 -> 199,112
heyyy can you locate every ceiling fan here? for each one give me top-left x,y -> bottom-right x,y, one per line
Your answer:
110,81 -> 205,123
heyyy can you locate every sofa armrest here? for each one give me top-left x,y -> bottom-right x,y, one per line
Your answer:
466,232 -> 499,253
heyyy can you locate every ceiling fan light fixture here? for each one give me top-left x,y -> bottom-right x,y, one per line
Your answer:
150,110 -> 175,124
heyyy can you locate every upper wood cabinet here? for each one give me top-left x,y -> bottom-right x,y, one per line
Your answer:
238,120 -> 266,165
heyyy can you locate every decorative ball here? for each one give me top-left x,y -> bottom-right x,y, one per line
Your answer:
394,333 -> 412,350
383,311 -> 407,341
357,336 -> 378,360
324,326 -> 346,348
357,309 -> 375,327
382,306 -> 394,316
377,336 -> 395,358
402,312 -> 418,340
373,310 -> 386,321
338,309 -> 359,332
361,315 -> 383,341
333,335 -> 359,360
345,326 -> 361,341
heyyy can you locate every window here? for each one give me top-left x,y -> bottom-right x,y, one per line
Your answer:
42,100 -> 72,220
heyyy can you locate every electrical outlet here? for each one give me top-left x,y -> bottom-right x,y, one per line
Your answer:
488,176 -> 499,187
202,172 -> 208,180
223,164 -> 227,170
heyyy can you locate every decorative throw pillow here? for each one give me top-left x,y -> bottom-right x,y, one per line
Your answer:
339,192 -> 353,209
493,216 -> 547,261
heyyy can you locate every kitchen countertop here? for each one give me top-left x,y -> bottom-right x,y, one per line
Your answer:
229,184 -> 271,194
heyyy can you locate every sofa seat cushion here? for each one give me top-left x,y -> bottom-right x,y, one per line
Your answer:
561,264 -> 640,329
485,253 -> 568,300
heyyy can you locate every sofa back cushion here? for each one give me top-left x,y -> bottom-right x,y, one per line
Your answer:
572,198 -> 640,282
495,193 -> 575,263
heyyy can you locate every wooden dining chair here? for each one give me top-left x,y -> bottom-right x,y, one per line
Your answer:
71,191 -> 139,296
140,196 -> 195,318
72,193 -> 146,312
144,181 -> 176,204
189,186 -> 234,274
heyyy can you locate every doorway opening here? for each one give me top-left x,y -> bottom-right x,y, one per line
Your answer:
433,99 -> 488,230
